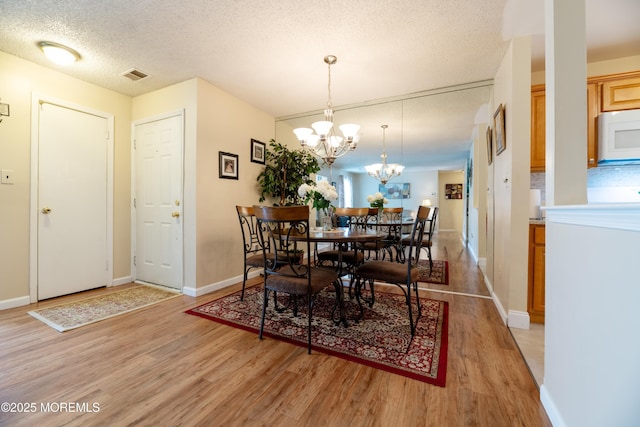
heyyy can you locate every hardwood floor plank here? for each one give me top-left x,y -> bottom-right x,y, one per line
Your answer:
0,232 -> 550,426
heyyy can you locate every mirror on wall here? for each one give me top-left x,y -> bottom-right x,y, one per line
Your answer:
275,82 -> 493,211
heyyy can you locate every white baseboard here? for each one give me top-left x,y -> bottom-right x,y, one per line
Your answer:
112,276 -> 133,286
477,257 -> 487,272
508,310 -> 530,330
182,269 -> 262,297
540,385 -> 565,427
0,295 -> 31,311
491,291 -> 508,325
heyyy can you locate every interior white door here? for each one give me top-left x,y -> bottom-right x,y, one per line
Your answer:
38,102 -> 109,299
134,114 -> 183,289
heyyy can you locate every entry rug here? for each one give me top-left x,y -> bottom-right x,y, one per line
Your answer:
28,285 -> 180,332
415,259 -> 449,285
187,286 -> 448,386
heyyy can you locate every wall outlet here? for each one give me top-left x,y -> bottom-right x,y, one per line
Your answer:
1,170 -> 14,184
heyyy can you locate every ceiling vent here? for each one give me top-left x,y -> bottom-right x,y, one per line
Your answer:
121,68 -> 148,81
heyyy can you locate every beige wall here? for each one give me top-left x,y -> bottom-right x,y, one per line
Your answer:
132,78 -> 275,291
0,51 -> 131,305
531,54 -> 640,84
437,170 -> 464,234
489,36 -> 532,325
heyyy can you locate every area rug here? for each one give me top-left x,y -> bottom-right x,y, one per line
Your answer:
415,259 -> 449,285
186,286 -> 448,386
28,285 -> 180,332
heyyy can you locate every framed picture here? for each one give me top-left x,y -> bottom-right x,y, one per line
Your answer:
445,183 -> 463,199
250,138 -> 265,164
219,152 -> 239,180
378,183 -> 410,199
494,103 -> 506,156
486,125 -> 493,165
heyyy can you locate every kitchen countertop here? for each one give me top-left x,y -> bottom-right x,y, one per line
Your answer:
529,219 -> 545,225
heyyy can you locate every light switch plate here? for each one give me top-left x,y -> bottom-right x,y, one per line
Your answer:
1,170 -> 14,184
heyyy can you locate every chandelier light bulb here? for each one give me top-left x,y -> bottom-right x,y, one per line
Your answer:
365,124 -> 404,184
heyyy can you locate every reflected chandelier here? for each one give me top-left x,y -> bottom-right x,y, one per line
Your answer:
293,55 -> 360,166
365,125 -> 404,184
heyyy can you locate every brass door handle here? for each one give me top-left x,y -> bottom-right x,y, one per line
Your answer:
172,212 -> 180,218
42,207 -> 52,214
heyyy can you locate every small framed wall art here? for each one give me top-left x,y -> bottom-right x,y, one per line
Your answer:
250,138 -> 266,164
445,183 -> 463,199
219,151 -> 239,180
494,103 -> 506,156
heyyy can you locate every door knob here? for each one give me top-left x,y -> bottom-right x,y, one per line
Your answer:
172,212 -> 180,218
41,207 -> 52,214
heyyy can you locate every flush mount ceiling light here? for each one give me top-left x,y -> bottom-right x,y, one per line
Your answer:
293,55 -> 360,166
38,41 -> 81,66
365,125 -> 404,184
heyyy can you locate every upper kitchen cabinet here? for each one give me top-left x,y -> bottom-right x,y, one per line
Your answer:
530,83 -> 598,171
601,74 -> 640,111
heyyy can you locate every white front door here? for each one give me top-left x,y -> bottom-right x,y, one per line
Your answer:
35,100 -> 112,300
133,113 -> 183,289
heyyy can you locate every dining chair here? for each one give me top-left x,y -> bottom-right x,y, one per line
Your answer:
253,205 -> 341,354
361,207 -> 404,261
236,205 -> 267,301
316,207 -> 370,297
354,205 -> 431,336
400,206 -> 438,270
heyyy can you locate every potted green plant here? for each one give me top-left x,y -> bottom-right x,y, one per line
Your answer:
257,139 -> 321,206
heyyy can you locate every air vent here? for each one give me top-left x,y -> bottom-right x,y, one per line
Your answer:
121,68 -> 148,81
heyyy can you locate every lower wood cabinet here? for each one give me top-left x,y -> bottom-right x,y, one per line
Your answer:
528,224 -> 545,323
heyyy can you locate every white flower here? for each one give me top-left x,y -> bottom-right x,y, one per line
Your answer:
298,183 -> 312,198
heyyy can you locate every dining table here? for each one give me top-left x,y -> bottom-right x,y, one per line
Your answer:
287,227 -> 386,326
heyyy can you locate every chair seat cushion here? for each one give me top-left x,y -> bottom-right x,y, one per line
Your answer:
265,266 -> 339,295
400,236 -> 433,247
246,252 -> 280,267
356,260 -> 418,284
317,250 -> 364,264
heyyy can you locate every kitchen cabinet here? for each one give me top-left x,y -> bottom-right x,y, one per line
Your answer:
530,86 -> 546,172
530,85 -> 597,171
528,223 -> 545,324
601,75 -> 640,111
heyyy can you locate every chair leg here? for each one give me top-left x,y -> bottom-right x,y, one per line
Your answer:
241,265 -> 248,301
259,288 -> 269,340
406,285 -> 415,336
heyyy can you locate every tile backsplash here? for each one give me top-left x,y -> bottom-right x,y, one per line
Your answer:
530,165 -> 640,203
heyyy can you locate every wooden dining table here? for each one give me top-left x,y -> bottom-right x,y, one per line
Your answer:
287,227 -> 386,326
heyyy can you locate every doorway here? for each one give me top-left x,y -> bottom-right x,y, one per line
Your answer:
29,96 -> 114,301
132,111 -> 184,290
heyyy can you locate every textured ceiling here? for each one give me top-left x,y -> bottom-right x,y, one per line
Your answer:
1,0 -> 639,172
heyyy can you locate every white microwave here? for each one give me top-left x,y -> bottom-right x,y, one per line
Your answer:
598,109 -> 640,165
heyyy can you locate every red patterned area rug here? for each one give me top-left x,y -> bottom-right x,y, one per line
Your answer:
186,286 -> 448,386
415,260 -> 449,285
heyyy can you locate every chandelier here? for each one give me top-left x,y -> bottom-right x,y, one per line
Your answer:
293,55 -> 360,166
365,125 -> 404,184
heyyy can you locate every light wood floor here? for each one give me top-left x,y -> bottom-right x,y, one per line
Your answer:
0,232 -> 551,427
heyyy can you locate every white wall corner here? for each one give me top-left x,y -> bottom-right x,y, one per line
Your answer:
540,385 -> 566,427
492,292 -> 508,325
112,276 -> 133,286
508,310 -> 530,329
182,270 -> 262,297
0,295 -> 31,311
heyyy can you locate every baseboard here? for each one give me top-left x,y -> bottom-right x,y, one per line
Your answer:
182,269 -> 262,297
540,385 -> 565,427
112,276 -> 133,286
508,310 -> 530,330
477,257 -> 487,272
0,295 -> 31,311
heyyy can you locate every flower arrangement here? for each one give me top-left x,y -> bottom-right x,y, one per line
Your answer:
298,180 -> 338,211
367,192 -> 389,209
